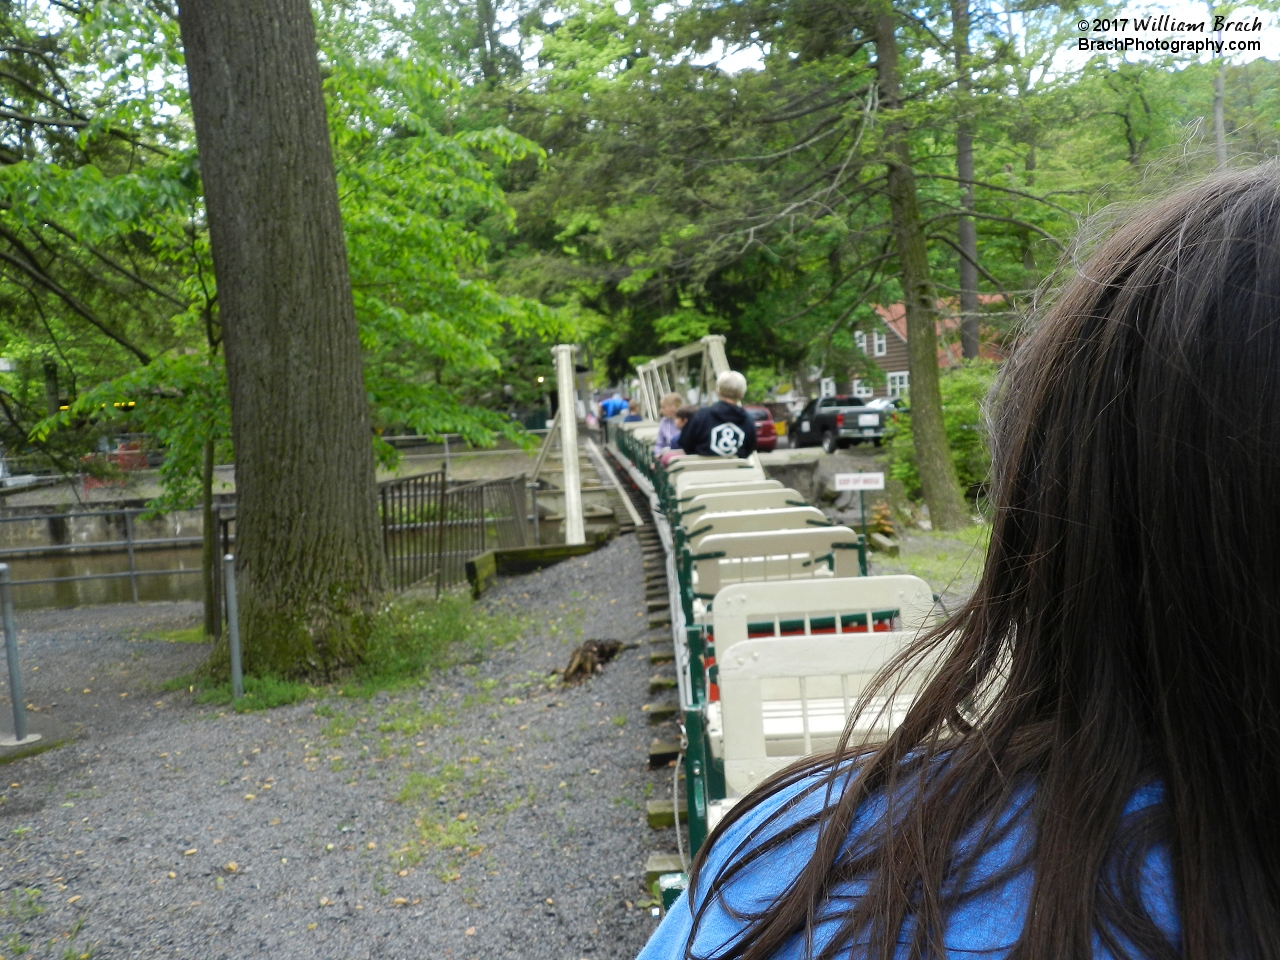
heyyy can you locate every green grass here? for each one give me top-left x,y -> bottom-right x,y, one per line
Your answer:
136,626 -> 209,644
3,886 -> 43,920
871,524 -> 992,596
340,590 -> 523,697
194,674 -> 320,713
177,590 -> 524,712
0,738 -> 70,766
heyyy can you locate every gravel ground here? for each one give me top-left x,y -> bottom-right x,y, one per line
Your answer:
0,602 -> 210,746
0,534 -> 674,959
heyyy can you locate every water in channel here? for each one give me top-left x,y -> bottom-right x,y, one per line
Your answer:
5,547 -> 204,609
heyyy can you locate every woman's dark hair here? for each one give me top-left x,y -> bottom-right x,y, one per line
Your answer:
676,404 -> 699,422
688,167 -> 1280,959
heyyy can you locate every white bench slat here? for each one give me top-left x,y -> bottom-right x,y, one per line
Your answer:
685,505 -> 830,548
675,465 -> 766,497
719,631 -> 929,794
692,526 -> 861,596
680,487 -> 806,517
709,576 -> 937,659
666,456 -> 755,475
675,479 -> 782,503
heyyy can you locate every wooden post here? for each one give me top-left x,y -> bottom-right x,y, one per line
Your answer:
553,344 -> 586,545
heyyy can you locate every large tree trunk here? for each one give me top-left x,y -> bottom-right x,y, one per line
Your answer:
201,437 -> 217,639
178,0 -> 387,678
952,0 -> 980,360
873,6 -> 969,530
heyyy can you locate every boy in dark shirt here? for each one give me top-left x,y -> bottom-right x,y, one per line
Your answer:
678,370 -> 757,458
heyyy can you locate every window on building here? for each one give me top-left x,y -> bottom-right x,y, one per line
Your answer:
887,371 -> 910,398
873,331 -> 887,357
819,377 -> 837,398
854,330 -> 867,354
852,379 -> 874,399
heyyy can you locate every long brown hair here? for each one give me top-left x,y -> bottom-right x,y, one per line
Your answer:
688,168 -> 1280,959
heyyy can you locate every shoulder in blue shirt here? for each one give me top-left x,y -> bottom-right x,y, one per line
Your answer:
638,773 -> 1176,959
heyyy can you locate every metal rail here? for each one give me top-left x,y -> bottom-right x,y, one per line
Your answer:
379,471 -> 529,594
0,506 -> 212,600
0,472 -> 532,608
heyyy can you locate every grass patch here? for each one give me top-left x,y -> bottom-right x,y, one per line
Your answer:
174,590 -> 524,712
136,626 -> 208,644
3,886 -> 43,920
396,765 -> 466,804
872,524 -> 992,596
0,738 -> 70,766
340,590 -> 523,697
158,672 -> 195,693
194,675 -> 318,713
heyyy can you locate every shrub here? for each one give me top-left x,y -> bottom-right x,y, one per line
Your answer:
885,361 -> 998,501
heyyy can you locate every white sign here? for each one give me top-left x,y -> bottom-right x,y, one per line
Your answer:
834,472 -> 884,491
857,413 -> 879,427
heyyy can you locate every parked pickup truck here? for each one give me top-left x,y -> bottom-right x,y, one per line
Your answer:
791,395 -> 901,453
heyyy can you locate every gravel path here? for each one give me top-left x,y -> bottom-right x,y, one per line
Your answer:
0,602 -> 210,746
0,535 -> 673,959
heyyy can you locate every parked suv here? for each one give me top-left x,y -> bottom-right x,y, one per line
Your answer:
744,405 -> 777,452
792,395 -> 897,452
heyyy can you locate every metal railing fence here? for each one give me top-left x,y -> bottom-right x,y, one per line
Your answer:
0,472 -> 531,609
379,472 -> 529,593
0,506 -> 210,603
380,470 -> 447,592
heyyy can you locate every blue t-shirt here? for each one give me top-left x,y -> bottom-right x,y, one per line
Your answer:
601,397 -> 629,419
639,774 -> 1177,959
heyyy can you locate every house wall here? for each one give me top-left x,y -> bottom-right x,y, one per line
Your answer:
872,334 -> 911,397
841,332 -> 910,399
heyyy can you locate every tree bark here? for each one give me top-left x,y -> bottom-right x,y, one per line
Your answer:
952,0 -> 980,360
201,437 -> 217,639
1213,54 -> 1228,167
42,356 -> 59,418
1021,146 -> 1038,285
873,5 -> 969,530
178,0 -> 387,678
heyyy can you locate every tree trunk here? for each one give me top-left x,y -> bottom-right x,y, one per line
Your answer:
1213,54 -> 1228,167
201,437 -> 218,639
178,0 -> 387,678
1021,147 -> 1038,286
874,5 -> 969,530
952,0 -> 979,360
42,357 -> 59,418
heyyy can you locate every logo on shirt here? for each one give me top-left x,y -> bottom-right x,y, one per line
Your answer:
709,422 -> 746,457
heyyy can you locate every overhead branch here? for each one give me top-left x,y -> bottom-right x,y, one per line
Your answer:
915,173 -> 1077,215
927,233 -> 1015,303
924,210 -> 1065,249
0,237 -> 152,363
778,243 -> 897,327
0,69 -> 77,113
822,269 -> 891,340
760,87 -> 871,125
0,106 -> 87,128
43,222 -> 190,308
692,111 -> 849,166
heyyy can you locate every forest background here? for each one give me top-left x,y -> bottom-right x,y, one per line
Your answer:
0,0 -> 1276,510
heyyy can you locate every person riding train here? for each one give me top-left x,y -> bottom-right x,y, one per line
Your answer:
679,371 -> 757,459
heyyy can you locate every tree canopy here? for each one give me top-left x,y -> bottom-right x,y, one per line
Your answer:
1,0 -> 1277,503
